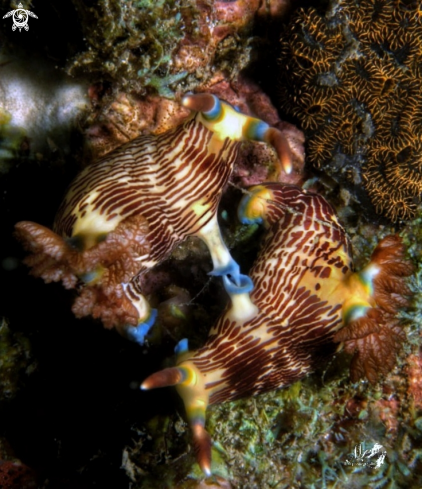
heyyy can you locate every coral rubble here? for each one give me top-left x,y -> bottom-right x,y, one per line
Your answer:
279,0 -> 422,221
68,0 -> 262,98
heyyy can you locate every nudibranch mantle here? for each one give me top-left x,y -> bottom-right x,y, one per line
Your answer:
15,93 -> 292,343
142,182 -> 413,475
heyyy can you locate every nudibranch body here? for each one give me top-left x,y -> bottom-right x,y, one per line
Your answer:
142,182 -> 413,475
15,94 -> 291,343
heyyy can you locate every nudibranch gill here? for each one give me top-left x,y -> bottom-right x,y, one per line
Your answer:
15,94 -> 292,343
142,182 -> 413,475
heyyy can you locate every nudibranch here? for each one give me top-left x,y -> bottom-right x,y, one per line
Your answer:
141,182 -> 413,475
15,94 -> 292,343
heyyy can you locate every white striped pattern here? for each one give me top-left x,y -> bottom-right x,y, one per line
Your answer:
54,116 -> 240,317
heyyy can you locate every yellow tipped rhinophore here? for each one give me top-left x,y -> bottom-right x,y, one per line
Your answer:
341,262 -> 380,325
182,93 -> 292,174
141,366 -> 187,390
141,359 -> 212,475
237,185 -> 274,225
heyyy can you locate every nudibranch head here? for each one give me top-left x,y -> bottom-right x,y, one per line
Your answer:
182,93 -> 292,174
15,93 -> 292,343
142,182 -> 413,474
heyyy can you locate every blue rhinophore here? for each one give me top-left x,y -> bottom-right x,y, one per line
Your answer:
237,194 -> 264,225
124,308 -> 158,345
223,273 -> 254,295
245,119 -> 269,142
202,95 -> 222,121
209,256 -> 240,283
175,338 -> 189,356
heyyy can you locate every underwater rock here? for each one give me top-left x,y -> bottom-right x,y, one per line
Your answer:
0,437 -> 36,489
0,48 -> 88,158
68,0 -> 267,99
278,0 -> 422,221
256,0 -> 293,18
84,91 -> 191,159
84,75 -> 305,182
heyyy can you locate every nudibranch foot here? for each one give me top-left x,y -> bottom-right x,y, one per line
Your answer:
335,235 -> 414,384
120,308 -> 158,345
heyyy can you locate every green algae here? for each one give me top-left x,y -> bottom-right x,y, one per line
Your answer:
67,0 -> 253,98
69,0 -> 186,95
203,360 -> 422,487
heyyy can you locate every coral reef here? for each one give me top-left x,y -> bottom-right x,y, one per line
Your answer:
142,182 -> 413,474
68,0 -> 264,98
3,1 -> 420,487
278,0 -> 422,221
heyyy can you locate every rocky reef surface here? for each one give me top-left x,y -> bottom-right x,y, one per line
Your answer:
0,0 -> 421,488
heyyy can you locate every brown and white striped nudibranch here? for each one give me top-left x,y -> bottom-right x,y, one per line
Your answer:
141,182 -> 413,475
15,94 -> 292,343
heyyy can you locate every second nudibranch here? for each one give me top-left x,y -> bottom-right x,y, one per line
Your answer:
142,182 -> 413,475
15,94 -> 292,343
